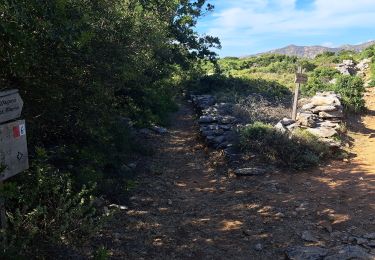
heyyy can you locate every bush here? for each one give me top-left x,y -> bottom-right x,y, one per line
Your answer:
334,75 -> 365,112
301,67 -> 339,96
0,149 -> 99,258
189,74 -> 291,102
240,122 -> 331,170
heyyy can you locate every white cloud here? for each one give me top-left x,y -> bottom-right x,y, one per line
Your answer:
207,0 -> 375,52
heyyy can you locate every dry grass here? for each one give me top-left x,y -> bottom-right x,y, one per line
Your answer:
232,94 -> 292,124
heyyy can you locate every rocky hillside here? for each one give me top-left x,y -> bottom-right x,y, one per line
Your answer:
249,41 -> 375,58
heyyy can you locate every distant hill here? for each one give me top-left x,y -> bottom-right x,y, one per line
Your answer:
245,41 -> 375,59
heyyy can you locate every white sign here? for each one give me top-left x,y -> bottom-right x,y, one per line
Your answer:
0,120 -> 29,181
0,89 -> 24,124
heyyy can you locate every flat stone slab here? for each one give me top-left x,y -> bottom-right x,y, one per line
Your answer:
311,95 -> 341,107
319,110 -> 344,118
311,105 -> 338,113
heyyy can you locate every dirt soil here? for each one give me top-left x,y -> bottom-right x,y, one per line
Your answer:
91,89 -> 375,259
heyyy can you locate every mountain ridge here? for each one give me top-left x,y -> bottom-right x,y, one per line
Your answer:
243,41 -> 375,59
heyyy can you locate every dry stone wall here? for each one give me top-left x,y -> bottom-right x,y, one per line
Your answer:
275,92 -> 343,147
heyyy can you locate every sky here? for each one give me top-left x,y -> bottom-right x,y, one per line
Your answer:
197,0 -> 375,57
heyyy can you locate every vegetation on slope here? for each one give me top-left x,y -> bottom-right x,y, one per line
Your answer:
0,0 -> 219,257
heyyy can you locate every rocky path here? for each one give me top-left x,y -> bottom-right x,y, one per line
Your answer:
92,90 -> 375,259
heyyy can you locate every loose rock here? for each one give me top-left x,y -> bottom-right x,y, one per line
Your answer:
234,167 -> 267,176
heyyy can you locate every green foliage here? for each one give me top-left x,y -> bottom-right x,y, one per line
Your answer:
240,122 -> 331,170
0,0 -> 219,257
360,44 -> 375,59
302,67 -> 339,96
188,74 -> 291,102
0,148 -> 98,257
334,75 -> 366,112
94,246 -> 109,260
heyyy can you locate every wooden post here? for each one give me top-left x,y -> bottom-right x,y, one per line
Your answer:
0,181 -> 6,230
292,66 -> 302,120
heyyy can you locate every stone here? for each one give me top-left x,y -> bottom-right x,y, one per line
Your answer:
234,167 -> 267,176
311,95 -> 341,107
139,128 -> 154,135
151,125 -> 168,134
336,60 -> 357,76
285,246 -> 328,260
220,116 -> 237,124
219,125 -> 232,131
319,110 -> 344,118
216,142 -> 229,149
318,121 -> 340,129
198,115 -> 216,124
311,105 -> 338,113
201,130 -> 215,137
297,112 -> 318,127
324,245 -> 373,260
275,122 -> 287,133
213,135 -> 226,144
302,103 -> 315,111
281,118 -> 295,126
301,230 -> 319,242
364,233 -> 375,239
109,204 -> 128,210
306,127 -> 337,138
287,123 -> 300,131
254,243 -> 263,251
356,58 -> 371,71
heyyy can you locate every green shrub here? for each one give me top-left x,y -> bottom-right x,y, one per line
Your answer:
301,67 -> 339,96
334,75 -> 365,112
189,74 -> 291,102
0,149 -> 99,258
240,122 -> 331,170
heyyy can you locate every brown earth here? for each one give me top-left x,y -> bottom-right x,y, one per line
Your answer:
91,89 -> 375,259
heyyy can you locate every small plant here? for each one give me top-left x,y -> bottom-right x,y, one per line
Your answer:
240,122 -> 331,170
94,246 -> 109,260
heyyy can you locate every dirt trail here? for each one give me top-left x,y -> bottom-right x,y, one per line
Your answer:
93,90 -> 375,259
349,87 -> 375,172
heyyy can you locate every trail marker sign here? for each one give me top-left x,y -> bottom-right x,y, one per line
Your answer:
292,67 -> 308,120
0,120 -> 29,181
0,89 -> 24,124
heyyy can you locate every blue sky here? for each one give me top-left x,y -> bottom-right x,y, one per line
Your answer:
197,0 -> 375,57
